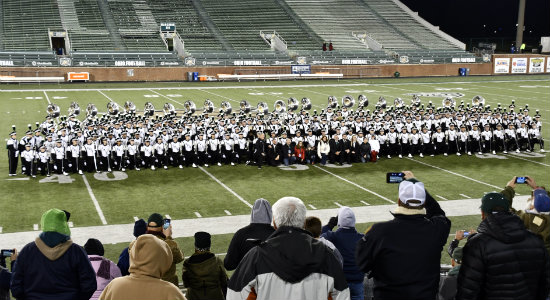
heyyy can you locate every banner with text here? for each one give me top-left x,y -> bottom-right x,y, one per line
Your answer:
511,57 -> 527,73
529,57 -> 545,73
494,58 -> 510,73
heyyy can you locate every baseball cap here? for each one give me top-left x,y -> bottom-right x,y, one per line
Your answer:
398,180 -> 426,207
452,247 -> 464,264
534,189 -> 550,213
480,192 -> 510,213
147,213 -> 164,227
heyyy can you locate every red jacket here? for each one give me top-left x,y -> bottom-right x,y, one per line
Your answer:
294,147 -> 306,159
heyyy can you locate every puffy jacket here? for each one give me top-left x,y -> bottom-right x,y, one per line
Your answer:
10,237 -> 97,300
227,226 -> 350,300
456,212 -> 550,300
182,252 -> 228,300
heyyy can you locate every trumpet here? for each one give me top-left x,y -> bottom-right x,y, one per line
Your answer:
328,96 -> 338,109
301,97 -> 312,111
358,95 -> 368,108
86,104 -> 98,118
68,102 -> 80,116
47,103 -> 61,118
472,95 -> 485,107
342,95 -> 355,108
442,97 -> 456,109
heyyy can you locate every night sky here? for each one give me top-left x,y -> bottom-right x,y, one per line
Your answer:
400,0 -> 550,41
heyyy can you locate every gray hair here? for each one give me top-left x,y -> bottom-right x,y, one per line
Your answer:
272,197 -> 307,228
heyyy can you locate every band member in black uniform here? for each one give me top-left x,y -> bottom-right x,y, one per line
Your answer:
6,131 -> 19,176
254,132 -> 267,169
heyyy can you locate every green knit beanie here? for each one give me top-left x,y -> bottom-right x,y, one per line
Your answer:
41,209 -> 71,236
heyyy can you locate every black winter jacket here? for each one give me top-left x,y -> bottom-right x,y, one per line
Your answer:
456,212 -> 550,300
224,223 -> 274,271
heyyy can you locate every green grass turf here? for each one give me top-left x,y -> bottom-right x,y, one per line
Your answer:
0,75 -> 548,232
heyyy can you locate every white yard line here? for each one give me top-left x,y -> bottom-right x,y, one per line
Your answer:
194,212 -> 202,218
133,216 -> 139,221
0,227 -> 2,233
97,90 -> 115,102
503,153 -> 550,167
308,204 -> 317,210
459,194 -> 471,199
406,158 -> 502,190
33,224 -> 39,230
198,166 -> 253,208
148,89 -> 186,107
224,210 -> 232,216
82,174 -> 108,225
436,195 -> 449,201
42,91 -> 51,104
314,165 -> 395,203
334,202 -> 343,207
360,200 -> 371,206
199,89 -> 240,104
165,214 -> 171,219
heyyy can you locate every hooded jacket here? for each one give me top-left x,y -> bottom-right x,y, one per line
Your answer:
227,226 -> 350,300
99,234 -> 186,300
224,199 -> 275,271
355,190 -> 451,300
456,212 -> 550,300
321,206 -> 365,283
182,252 -> 228,300
88,255 -> 122,300
10,235 -> 97,300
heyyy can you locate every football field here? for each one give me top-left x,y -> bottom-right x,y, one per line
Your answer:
0,75 -> 549,266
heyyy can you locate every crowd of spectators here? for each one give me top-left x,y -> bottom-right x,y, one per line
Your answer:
1,173 -> 549,300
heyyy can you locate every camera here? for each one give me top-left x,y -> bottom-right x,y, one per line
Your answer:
386,172 -> 405,184
515,177 -> 527,184
163,218 -> 171,230
1,249 -> 14,257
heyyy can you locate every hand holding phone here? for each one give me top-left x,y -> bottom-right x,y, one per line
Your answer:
386,172 -> 405,184
1,249 -> 14,257
163,218 -> 171,230
515,177 -> 527,184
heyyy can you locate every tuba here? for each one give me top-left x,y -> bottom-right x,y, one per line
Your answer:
47,103 -> 61,118
124,101 -> 136,114
144,102 -> 155,117
411,95 -> 421,106
274,100 -> 286,114
301,97 -> 312,111
342,95 -> 355,108
287,97 -> 299,112
394,98 -> 404,108
472,95 -> 485,107
163,103 -> 175,115
377,96 -> 387,109
442,97 -> 456,109
328,96 -> 338,109
184,100 -> 196,115
107,102 -> 120,116
67,102 -> 80,116
203,99 -> 214,113
257,102 -> 269,115
240,100 -> 251,113
358,95 -> 368,108
220,101 -> 232,115
86,104 -> 97,118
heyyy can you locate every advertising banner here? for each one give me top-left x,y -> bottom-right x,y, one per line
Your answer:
494,58 -> 510,73
529,57 -> 545,73
547,57 -> 550,73
511,57 -> 527,73
291,65 -> 311,74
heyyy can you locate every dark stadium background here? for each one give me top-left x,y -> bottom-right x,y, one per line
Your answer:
401,0 -> 550,51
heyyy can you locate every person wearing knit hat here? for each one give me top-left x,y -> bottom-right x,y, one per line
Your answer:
10,209 -> 97,300
117,219 -> 147,276
182,231 -> 228,300
84,238 -> 122,300
456,177 -> 549,299
356,171 -> 451,300
438,247 -> 463,300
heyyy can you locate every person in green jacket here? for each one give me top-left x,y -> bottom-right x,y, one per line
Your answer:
501,176 -> 550,255
182,232 -> 228,300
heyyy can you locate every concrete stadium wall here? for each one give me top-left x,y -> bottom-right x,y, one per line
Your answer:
0,63 -> 493,82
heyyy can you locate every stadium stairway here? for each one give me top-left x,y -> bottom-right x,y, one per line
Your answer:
95,0 -> 125,49
189,0 -> 233,51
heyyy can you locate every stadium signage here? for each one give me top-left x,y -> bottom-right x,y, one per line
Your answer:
185,57 -> 196,66
378,59 -> 395,64
160,61 -> 179,66
291,65 -> 311,74
233,60 -> 262,66
511,57 -> 527,74
274,60 -> 293,65
311,60 -> 332,65
547,58 -> 550,73
115,61 -> 146,67
0,60 -> 14,66
399,56 -> 409,63
201,61 -> 222,66
529,57 -> 545,73
419,59 -> 434,64
452,57 -> 476,63
341,59 -> 370,65
31,61 -> 53,66
494,58 -> 510,73
78,61 -> 99,66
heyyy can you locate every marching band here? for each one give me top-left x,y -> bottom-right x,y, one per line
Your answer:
5,95 -> 544,177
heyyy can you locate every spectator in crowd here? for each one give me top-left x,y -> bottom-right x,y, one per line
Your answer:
282,138 -> 296,166
359,138 -> 371,163
0,249 -> 17,300
349,135 -> 360,163
317,136 -> 330,165
304,216 -> 343,266
510,44 -> 516,53
356,171 -> 451,300
11,208 -> 97,300
323,42 -> 327,51
368,134 -> 380,162
438,247 -> 463,300
227,197 -> 349,300
117,219 -> 147,276
330,135 -> 343,165
294,141 -> 306,164
224,198 -> 274,271
520,42 -> 526,53
129,213 -> 183,286
322,207 -> 365,300
99,234 -> 186,300
84,238 -> 122,300
538,42 -> 544,54
501,176 -> 550,255
329,41 -> 334,51
182,232 -> 228,300
456,192 -> 550,300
